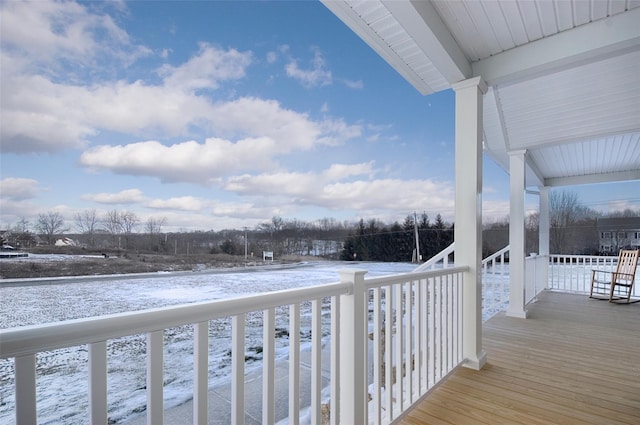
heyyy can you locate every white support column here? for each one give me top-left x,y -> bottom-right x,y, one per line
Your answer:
506,150 -> 528,318
337,269 -> 368,424
452,76 -> 487,370
539,186 -> 550,290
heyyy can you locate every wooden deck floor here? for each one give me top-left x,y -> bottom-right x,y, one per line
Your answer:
398,291 -> 640,425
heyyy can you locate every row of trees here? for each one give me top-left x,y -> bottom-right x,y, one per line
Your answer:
5,210 -> 166,252
340,214 -> 452,262
2,212 -> 354,258
3,191 -> 638,260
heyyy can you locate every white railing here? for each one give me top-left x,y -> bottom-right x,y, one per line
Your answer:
525,253 -> 548,304
364,267 -> 466,424
549,254 -> 640,296
414,243 -> 513,320
0,266 -> 468,425
480,245 -> 510,319
413,242 -> 455,272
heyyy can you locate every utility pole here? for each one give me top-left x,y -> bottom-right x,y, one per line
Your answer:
244,227 -> 248,260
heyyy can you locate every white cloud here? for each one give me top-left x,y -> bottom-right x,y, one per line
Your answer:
211,201 -> 290,219
78,96 -> 361,183
341,78 -> 363,89
0,0 -> 148,71
0,178 -> 41,201
82,189 -> 145,204
285,49 -> 332,88
266,51 -> 278,64
223,165 -> 456,220
322,162 -> 375,181
159,42 -> 252,91
226,172 -> 323,197
0,4 -> 257,154
146,196 -> 205,212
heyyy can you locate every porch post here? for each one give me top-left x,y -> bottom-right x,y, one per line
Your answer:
452,76 -> 487,370
506,150 -> 528,318
539,186 -> 550,289
337,269 -> 368,424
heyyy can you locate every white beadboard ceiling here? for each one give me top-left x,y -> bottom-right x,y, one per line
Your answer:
321,0 -> 640,188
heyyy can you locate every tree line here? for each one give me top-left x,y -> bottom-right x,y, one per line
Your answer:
340,214 -> 453,262
3,191 -> 638,260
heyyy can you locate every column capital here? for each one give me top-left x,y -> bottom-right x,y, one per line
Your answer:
452,76 -> 487,94
508,149 -> 527,157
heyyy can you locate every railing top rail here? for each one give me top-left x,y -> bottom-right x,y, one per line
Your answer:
483,245 -> 510,265
549,254 -> 618,260
365,265 -> 469,289
413,242 -> 455,272
0,281 -> 350,359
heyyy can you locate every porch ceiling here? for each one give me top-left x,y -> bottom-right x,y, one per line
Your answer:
321,0 -> 640,188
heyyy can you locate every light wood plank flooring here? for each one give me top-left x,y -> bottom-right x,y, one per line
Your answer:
398,291 -> 640,425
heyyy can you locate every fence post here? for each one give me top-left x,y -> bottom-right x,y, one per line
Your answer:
337,269 -> 368,425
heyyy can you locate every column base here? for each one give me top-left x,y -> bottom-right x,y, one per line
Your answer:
506,307 -> 528,319
463,349 -> 487,370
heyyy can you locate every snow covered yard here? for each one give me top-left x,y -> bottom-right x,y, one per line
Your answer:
0,261 -> 415,424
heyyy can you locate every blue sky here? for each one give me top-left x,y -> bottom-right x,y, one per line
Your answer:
1,1 -> 638,233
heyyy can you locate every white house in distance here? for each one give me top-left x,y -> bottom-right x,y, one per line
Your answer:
597,216 -> 640,252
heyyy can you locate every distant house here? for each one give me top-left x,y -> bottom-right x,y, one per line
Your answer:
596,217 -> 640,254
55,237 -> 77,247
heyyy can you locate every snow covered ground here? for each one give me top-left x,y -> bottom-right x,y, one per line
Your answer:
0,260 -> 416,424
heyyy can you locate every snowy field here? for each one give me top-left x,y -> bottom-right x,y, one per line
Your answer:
0,260 -> 415,424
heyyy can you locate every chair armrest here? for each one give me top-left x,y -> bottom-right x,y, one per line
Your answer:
611,271 -> 636,282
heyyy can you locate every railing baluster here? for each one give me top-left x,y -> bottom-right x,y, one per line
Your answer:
330,295 -> 340,425
437,276 -> 443,381
404,281 -> 413,406
420,278 -> 428,392
193,321 -> 208,424
147,330 -> 164,425
262,308 -> 275,425
414,280 -> 422,395
15,354 -> 37,425
383,285 -> 392,420
458,272 -> 463,362
428,277 -> 435,387
311,299 -> 322,425
394,283 -> 403,415
372,287 -> 382,425
89,341 -> 107,425
231,314 -> 245,425
289,303 -> 301,425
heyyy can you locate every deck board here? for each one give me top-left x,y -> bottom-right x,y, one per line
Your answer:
397,291 -> 640,425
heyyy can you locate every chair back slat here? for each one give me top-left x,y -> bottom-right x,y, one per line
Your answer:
617,249 -> 639,279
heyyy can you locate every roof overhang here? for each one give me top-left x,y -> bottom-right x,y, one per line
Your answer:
321,0 -> 640,189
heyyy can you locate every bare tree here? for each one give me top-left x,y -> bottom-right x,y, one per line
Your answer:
145,216 -> 167,252
103,210 -> 123,249
35,211 -> 67,245
121,211 -> 139,250
145,217 -> 167,235
9,217 -> 36,249
550,190 -> 594,253
14,217 -> 30,233
75,209 -> 100,248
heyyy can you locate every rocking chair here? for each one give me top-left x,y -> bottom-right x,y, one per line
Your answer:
589,249 -> 639,303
